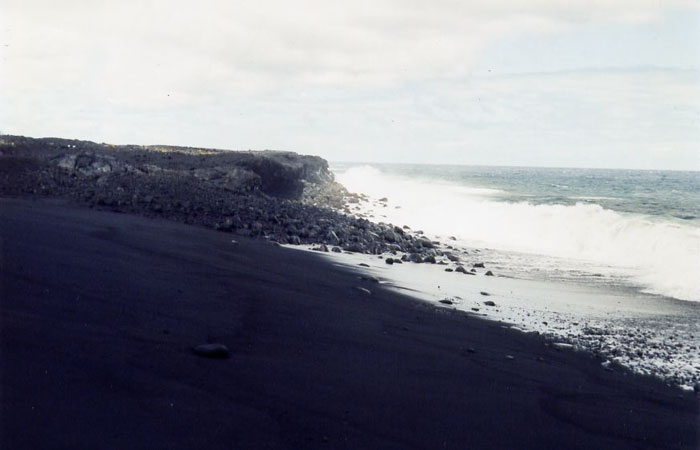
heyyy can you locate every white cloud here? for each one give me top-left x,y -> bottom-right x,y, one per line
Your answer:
1,1 -> 698,169
3,0 -> 696,101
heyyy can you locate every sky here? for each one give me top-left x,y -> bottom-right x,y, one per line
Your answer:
1,0 -> 699,169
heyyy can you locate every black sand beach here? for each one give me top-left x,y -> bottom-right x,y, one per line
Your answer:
1,198 -> 697,449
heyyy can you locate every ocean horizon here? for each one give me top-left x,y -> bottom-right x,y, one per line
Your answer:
332,163 -> 700,304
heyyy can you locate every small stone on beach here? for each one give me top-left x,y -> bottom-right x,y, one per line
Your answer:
192,343 -> 229,359
483,300 -> 496,306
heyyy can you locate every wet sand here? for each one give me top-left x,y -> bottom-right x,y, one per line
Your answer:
1,198 -> 697,449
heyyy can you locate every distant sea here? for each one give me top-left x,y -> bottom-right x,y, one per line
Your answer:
333,164 -> 700,303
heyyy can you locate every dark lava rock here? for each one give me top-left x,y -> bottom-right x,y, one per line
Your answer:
192,343 -> 229,359
480,291 -> 490,296
385,257 -> 394,265
483,300 -> 496,306
455,266 -> 467,274
445,252 -> 460,262
423,255 -> 436,264
0,135 -> 487,268
417,237 -> 434,248
409,253 -> 423,263
473,262 -> 485,268
485,270 -> 494,276
439,299 -> 454,305
444,268 -> 454,272
358,263 -> 370,267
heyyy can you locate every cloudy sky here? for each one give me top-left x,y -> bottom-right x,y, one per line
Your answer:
2,1 -> 699,169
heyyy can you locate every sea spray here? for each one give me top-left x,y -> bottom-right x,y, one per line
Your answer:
335,164 -> 700,302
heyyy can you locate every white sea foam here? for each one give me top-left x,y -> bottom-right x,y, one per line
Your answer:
336,165 -> 700,302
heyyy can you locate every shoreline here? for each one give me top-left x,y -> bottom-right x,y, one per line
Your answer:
1,197 -> 698,449
296,245 -> 700,389
331,167 -> 700,389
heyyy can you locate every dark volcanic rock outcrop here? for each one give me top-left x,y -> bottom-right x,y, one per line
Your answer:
0,136 -> 435,258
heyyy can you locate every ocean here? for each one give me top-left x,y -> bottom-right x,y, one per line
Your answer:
333,164 -> 700,303
323,163 -> 700,387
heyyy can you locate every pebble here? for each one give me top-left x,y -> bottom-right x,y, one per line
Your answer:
192,343 -> 229,359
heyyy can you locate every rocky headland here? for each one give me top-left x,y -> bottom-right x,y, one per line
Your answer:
0,135 -> 454,262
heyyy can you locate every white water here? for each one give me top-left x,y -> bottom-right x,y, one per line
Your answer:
336,166 -> 700,303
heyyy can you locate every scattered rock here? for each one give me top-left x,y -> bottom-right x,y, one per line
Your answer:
483,300 -> 496,306
423,255 -> 436,264
385,257 -> 394,265
473,262 -> 485,268
480,291 -> 490,296
409,254 -> 423,263
484,270 -> 494,276
358,263 -> 370,267
444,268 -> 454,272
439,299 -> 454,305
455,266 -> 467,274
445,252 -> 460,262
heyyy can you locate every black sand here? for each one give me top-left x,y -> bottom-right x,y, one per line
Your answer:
1,198 -> 697,449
